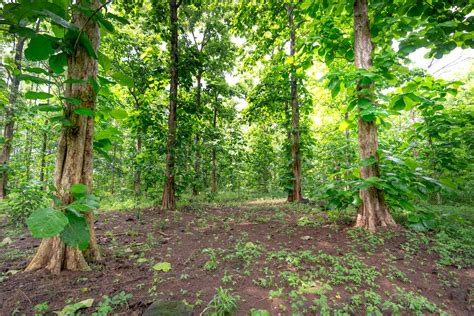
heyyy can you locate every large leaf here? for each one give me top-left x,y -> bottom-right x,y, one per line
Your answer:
152,262 -> 172,272
49,52 -> 68,74
25,36 -> 54,61
70,183 -> 88,197
26,208 -> 68,238
17,74 -> 53,85
36,9 -> 78,31
111,72 -> 134,88
55,299 -> 94,316
60,211 -> 90,250
79,33 -> 98,59
110,108 -> 128,120
25,91 -> 54,100
74,108 -> 95,117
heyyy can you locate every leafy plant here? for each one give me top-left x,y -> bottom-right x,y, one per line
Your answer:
7,182 -> 47,228
201,287 -> 239,316
25,184 -> 99,250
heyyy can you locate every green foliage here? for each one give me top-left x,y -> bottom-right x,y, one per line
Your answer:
201,287 -> 239,316
431,228 -> 474,268
92,291 -> 133,316
6,183 -> 47,228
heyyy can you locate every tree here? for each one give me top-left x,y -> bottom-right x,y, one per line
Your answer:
0,35 -> 25,199
26,0 -> 101,273
286,2 -> 302,202
162,0 -> 180,210
353,0 -> 396,231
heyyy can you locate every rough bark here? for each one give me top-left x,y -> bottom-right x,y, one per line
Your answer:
287,3 -> 302,203
353,0 -> 396,231
26,0 -> 101,273
211,103 -> 217,193
0,36 -> 25,199
162,0 -> 179,210
192,73 -> 202,196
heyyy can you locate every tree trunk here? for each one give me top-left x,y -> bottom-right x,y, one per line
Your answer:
162,0 -> 179,210
287,4 -> 302,202
39,121 -> 48,188
0,36 -> 26,199
192,73 -> 202,196
26,0 -> 101,274
211,103 -> 217,193
353,0 -> 396,231
134,126 -> 142,197
111,141 -> 116,194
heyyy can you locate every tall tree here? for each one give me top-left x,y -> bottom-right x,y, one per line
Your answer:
26,0 -> 101,273
162,0 -> 180,210
353,0 -> 396,231
0,35 -> 25,199
286,2 -> 302,202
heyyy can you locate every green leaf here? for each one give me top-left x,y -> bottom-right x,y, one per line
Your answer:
79,33 -> 98,59
110,108 -> 128,120
61,97 -> 82,106
74,108 -> 95,117
17,74 -> 53,85
26,208 -> 69,238
301,0 -> 312,10
54,299 -> 94,316
98,51 -> 112,72
250,309 -> 271,316
25,36 -> 54,61
32,104 -> 62,112
105,13 -> 129,25
391,96 -> 406,111
152,262 -> 172,272
70,183 -> 88,196
49,52 -> 68,74
399,43 -> 416,55
25,91 -> 54,100
24,67 -> 49,75
60,211 -> 90,250
36,9 -> 79,31
95,127 -> 121,140
111,72 -> 134,88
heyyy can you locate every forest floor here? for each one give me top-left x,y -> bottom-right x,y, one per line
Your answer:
0,197 -> 473,315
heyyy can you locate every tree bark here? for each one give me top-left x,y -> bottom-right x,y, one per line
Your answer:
0,36 -> 26,199
353,0 -> 396,231
287,3 -> 303,202
26,0 -> 101,274
211,102 -> 217,193
39,121 -> 48,188
192,73 -> 202,196
162,0 -> 179,210
134,127 -> 142,197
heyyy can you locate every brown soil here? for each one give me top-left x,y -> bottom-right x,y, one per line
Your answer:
0,201 -> 472,315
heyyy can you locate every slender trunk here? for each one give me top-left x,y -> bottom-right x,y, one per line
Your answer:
0,36 -> 26,199
162,0 -> 179,210
111,141 -> 116,194
353,0 -> 396,231
25,128 -> 33,181
40,81 -> 51,189
287,3 -> 302,202
211,102 -> 217,193
192,73 -> 202,196
134,126 -> 142,197
26,0 -> 101,274
39,122 -> 48,188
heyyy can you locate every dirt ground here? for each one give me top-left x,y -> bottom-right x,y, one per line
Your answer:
1,200 -> 472,315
